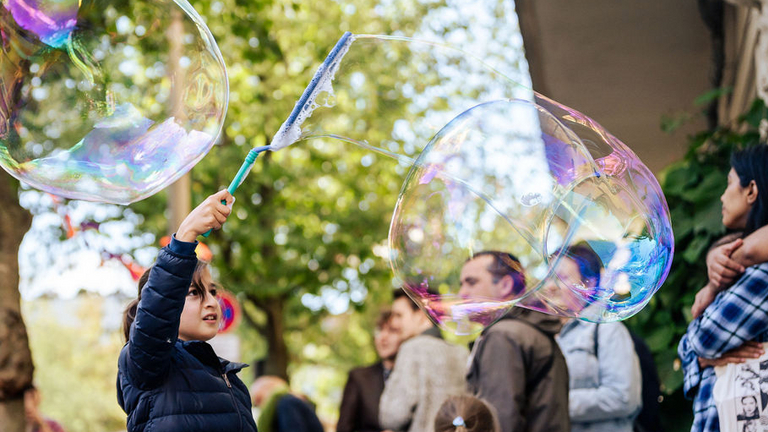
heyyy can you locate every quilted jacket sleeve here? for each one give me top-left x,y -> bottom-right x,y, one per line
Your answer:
124,237 -> 198,389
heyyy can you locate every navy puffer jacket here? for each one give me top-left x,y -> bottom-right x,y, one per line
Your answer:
117,238 -> 258,432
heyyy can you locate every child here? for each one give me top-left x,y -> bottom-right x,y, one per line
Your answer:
117,190 -> 258,432
433,395 -> 500,432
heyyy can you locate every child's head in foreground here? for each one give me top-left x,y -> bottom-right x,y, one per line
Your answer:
123,260 -> 221,342
434,395 -> 500,432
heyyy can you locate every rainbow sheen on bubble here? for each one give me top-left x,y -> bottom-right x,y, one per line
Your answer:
0,0 -> 227,204
5,0 -> 78,48
389,97 -> 673,334
273,34 -> 673,334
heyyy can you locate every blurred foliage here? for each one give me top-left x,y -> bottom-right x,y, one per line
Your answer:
23,295 -> 127,432
660,86 -> 733,134
624,98 -> 768,430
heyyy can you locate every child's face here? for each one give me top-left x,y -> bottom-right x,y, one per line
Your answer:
178,267 -> 221,342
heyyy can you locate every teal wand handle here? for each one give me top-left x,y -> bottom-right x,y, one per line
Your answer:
202,146 -> 269,237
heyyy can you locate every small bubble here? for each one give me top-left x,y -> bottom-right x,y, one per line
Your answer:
520,192 -> 542,207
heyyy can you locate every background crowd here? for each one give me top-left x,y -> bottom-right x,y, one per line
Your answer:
28,144 -> 768,432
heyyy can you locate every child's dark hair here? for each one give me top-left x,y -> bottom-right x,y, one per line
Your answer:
434,395 -> 500,432
122,260 -> 210,342
731,145 -> 768,236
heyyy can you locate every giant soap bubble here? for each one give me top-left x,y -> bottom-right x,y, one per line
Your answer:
0,0 -> 228,204
271,34 -> 673,334
389,97 -> 673,333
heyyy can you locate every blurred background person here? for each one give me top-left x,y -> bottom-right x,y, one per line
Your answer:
251,375 -> 323,432
461,251 -> 570,432
433,394 -> 500,432
379,290 -> 468,432
552,243 -> 642,432
24,385 -> 66,432
337,309 -> 401,432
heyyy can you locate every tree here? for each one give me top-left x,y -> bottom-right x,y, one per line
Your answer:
0,175 -> 33,431
8,0 -> 531,426
22,294 -> 127,432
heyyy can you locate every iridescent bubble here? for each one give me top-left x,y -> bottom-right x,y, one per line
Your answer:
0,0 -> 228,204
272,34 -> 673,334
389,97 -> 673,334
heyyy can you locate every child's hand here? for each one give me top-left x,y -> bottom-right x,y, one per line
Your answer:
707,238 -> 745,290
176,190 -> 234,242
691,283 -> 716,319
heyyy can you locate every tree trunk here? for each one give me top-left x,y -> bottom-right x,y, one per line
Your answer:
248,155 -> 288,380
245,294 -> 289,381
261,295 -> 289,380
0,175 -> 34,431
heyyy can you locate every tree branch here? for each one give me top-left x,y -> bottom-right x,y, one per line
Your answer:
241,297 -> 267,334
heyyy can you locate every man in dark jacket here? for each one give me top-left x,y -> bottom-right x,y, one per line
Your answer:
461,251 -> 570,432
337,310 -> 400,432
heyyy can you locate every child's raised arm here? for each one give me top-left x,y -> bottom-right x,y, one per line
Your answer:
122,190 -> 233,389
728,224 -> 768,269
708,225 -> 768,290
176,191 -> 234,242
693,226 -> 768,318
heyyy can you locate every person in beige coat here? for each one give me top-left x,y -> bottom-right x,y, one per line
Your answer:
379,290 -> 469,432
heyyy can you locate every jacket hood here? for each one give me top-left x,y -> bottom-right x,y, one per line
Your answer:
500,307 -> 563,336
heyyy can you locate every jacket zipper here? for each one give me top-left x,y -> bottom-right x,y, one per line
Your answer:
222,372 -> 243,431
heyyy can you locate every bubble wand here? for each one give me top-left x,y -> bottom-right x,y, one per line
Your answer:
201,145 -> 269,237
202,31 -> 354,237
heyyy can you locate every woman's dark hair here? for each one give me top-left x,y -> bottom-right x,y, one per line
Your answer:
434,395 -> 499,432
563,243 -> 602,288
731,145 -> 768,236
122,260 -> 209,342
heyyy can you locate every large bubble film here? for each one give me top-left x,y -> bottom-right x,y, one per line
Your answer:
271,34 -> 532,153
0,0 -> 228,204
390,94 -> 673,334
274,34 -> 673,334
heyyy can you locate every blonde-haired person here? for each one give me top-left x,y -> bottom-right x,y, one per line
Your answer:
434,395 -> 500,432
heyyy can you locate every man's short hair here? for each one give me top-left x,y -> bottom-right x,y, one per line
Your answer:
470,251 -> 526,297
393,289 -> 420,311
375,309 -> 393,330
